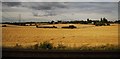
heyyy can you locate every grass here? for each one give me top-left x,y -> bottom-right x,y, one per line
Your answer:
2,24 -> 118,48
78,44 -> 119,51
3,41 -> 119,51
2,24 -> 118,51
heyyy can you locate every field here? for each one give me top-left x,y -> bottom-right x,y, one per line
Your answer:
2,24 -> 118,48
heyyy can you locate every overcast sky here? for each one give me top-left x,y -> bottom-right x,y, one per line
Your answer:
2,2 -> 119,22
2,0 -> 120,2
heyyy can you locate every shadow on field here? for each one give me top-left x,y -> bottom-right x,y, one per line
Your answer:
2,42 -> 120,59
2,48 -> 120,59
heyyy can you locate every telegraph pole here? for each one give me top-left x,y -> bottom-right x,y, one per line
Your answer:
19,14 -> 21,23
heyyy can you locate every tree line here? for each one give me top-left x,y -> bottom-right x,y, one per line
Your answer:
2,17 -> 120,26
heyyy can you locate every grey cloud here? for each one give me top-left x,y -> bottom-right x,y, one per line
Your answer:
4,2 -> 117,13
61,2 -> 118,16
2,2 -> 118,21
21,2 -> 67,10
66,2 -> 117,11
20,2 -> 67,16
2,2 -> 21,7
2,2 -> 117,14
2,0 -> 119,2
118,2 -> 120,20
2,0 -> 21,2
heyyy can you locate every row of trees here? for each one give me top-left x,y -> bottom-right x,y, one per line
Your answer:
49,18 -> 120,26
50,18 -> 110,24
2,18 -> 120,26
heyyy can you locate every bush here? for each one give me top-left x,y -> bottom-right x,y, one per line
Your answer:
33,41 -> 53,49
39,41 -> 53,49
2,25 -> 7,27
33,43 -> 39,49
95,22 -> 110,26
78,44 -> 119,51
107,23 -> 110,26
14,43 -> 22,48
79,45 -> 92,50
11,42 -> 119,51
57,44 -> 66,49
95,22 -> 105,26
62,25 -> 77,29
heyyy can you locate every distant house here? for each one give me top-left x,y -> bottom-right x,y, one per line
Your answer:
62,25 -> 77,29
91,19 -> 110,26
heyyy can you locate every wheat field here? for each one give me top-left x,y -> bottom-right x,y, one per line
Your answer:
2,24 -> 118,48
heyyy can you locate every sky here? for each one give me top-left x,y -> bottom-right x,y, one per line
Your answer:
2,0 -> 120,2
1,1 -> 119,22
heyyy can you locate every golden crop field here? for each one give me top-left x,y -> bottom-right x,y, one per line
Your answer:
2,24 -> 118,48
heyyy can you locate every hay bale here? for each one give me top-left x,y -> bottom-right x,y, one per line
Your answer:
2,25 -> 7,27
62,25 -> 77,29
36,25 -> 57,28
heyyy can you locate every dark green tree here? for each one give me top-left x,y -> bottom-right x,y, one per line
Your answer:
87,18 -> 92,24
102,17 -> 108,23
51,20 -> 55,24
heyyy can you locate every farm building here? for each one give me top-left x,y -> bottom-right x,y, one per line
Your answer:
36,25 -> 57,28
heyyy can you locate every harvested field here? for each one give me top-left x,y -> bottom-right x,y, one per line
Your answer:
2,24 -> 118,48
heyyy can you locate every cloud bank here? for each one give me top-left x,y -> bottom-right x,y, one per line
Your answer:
2,2 -> 118,22
2,0 -> 120,2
